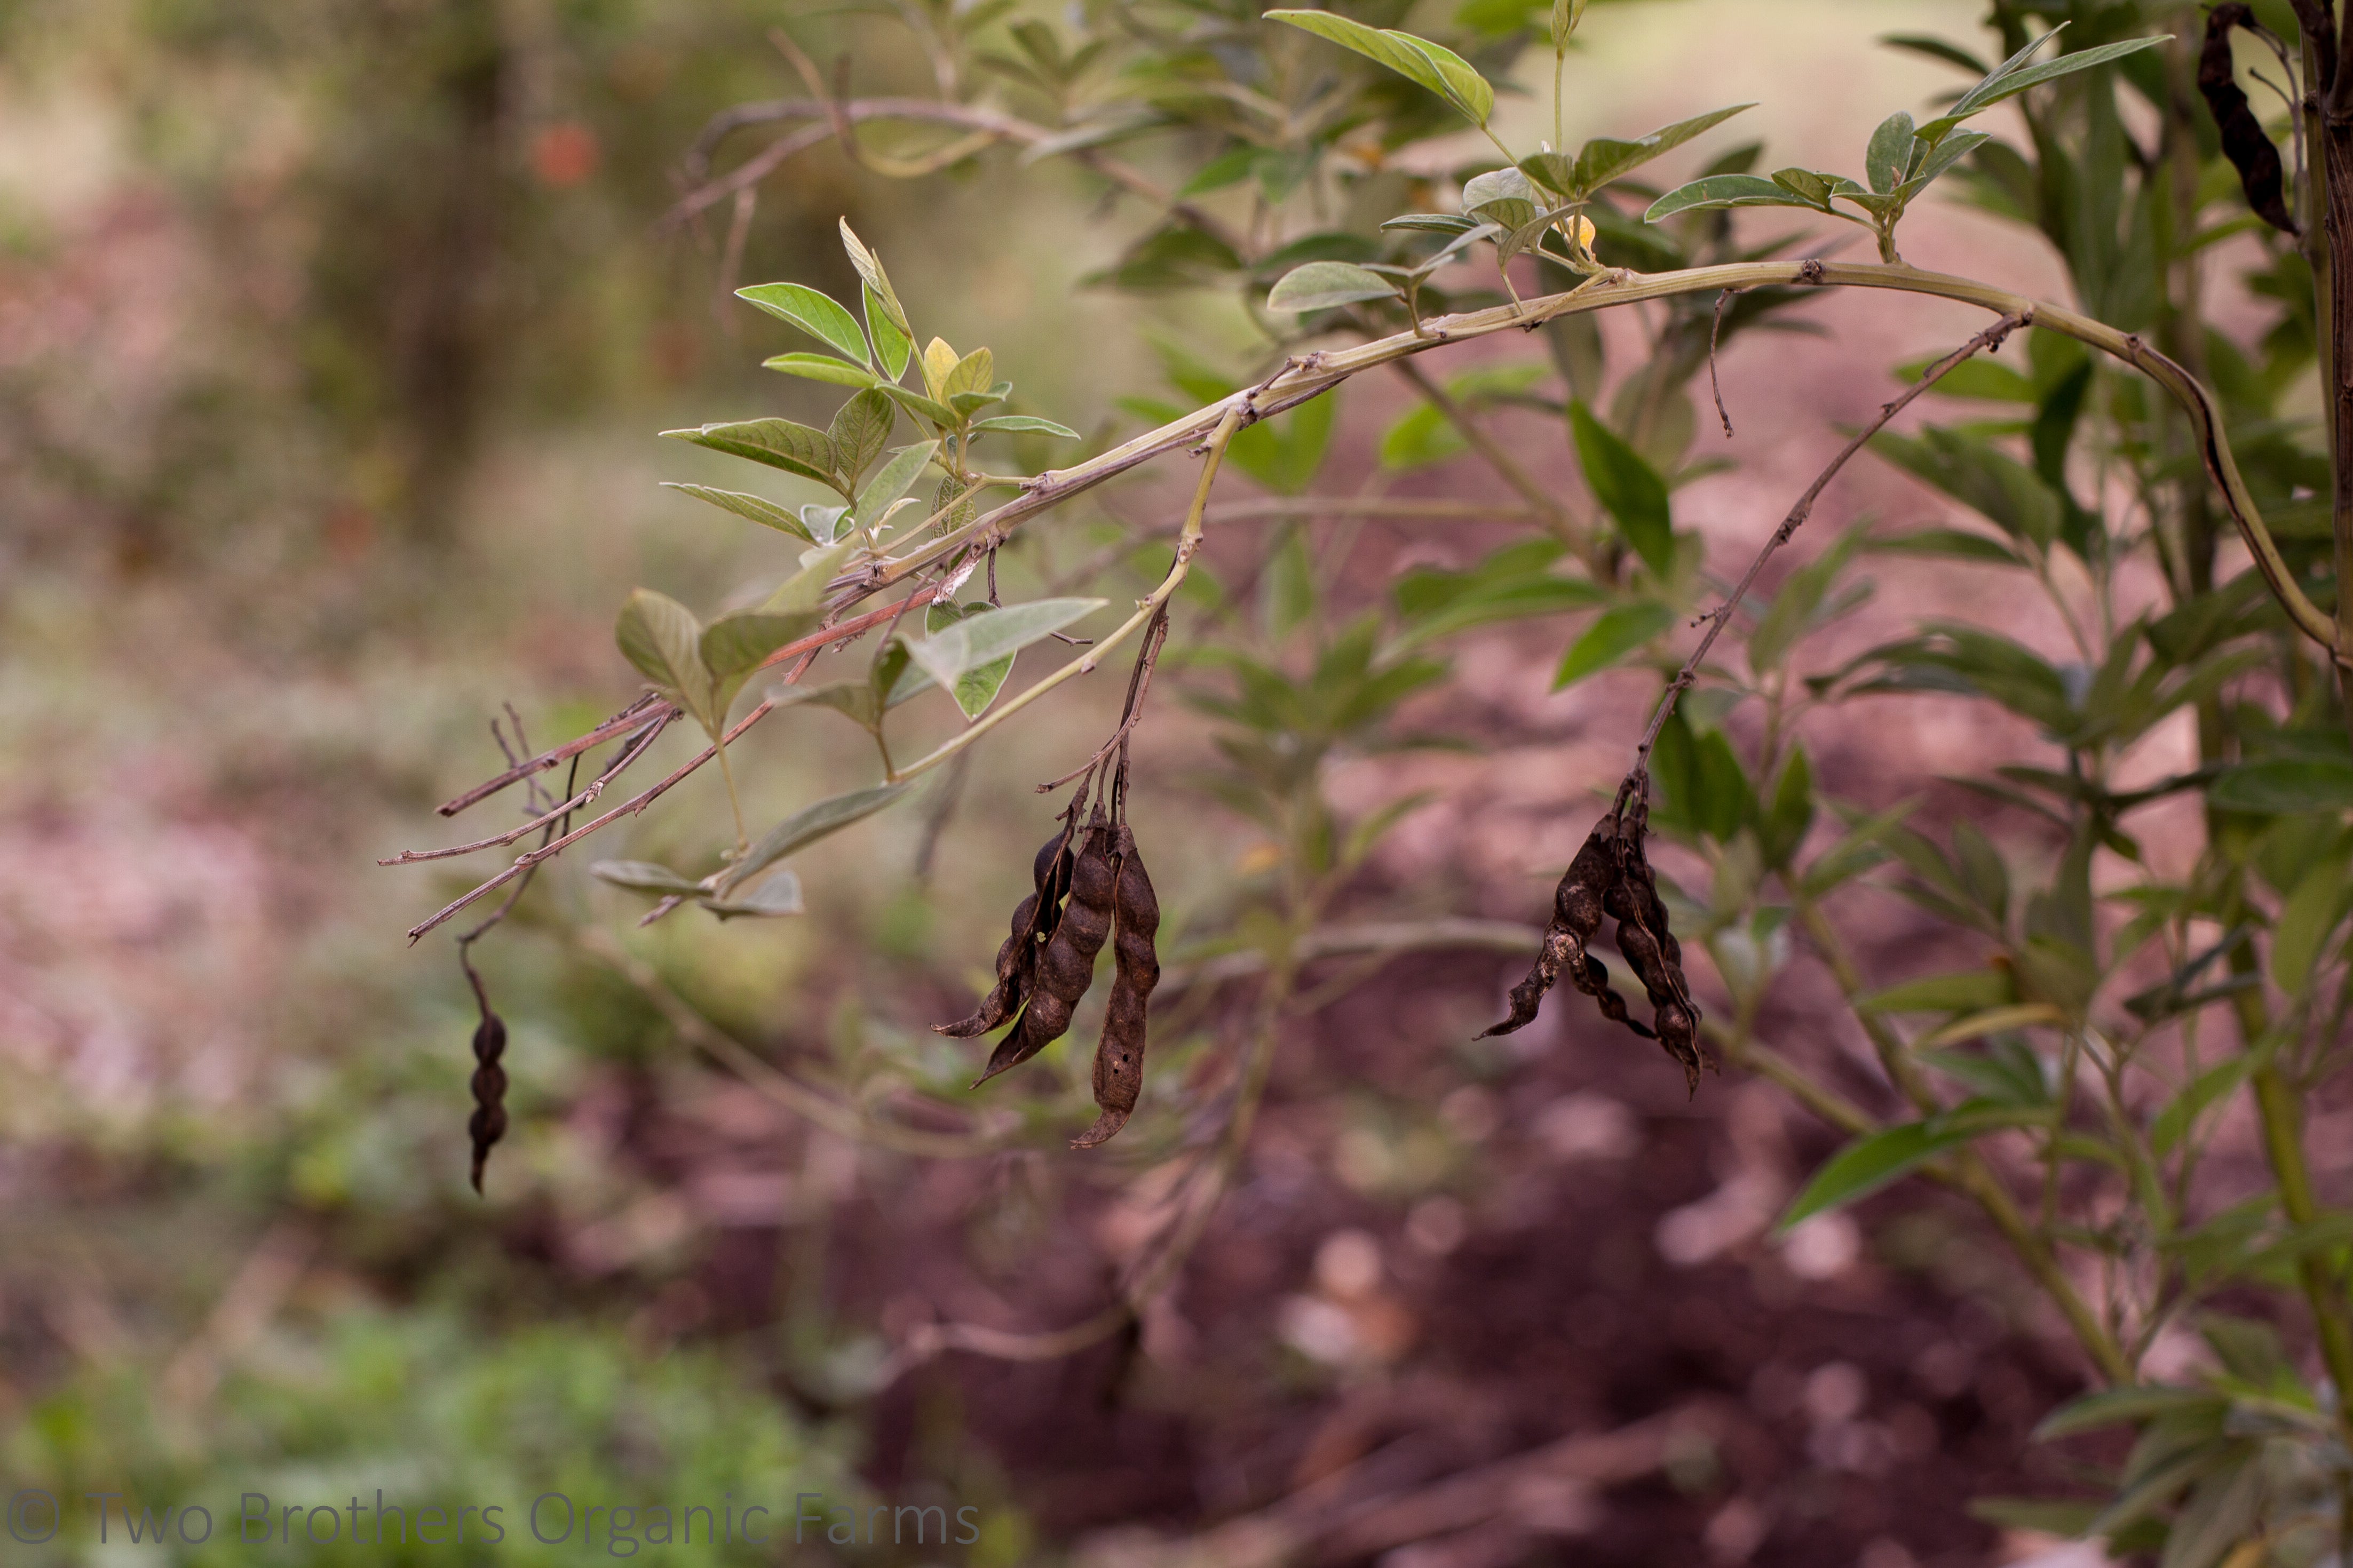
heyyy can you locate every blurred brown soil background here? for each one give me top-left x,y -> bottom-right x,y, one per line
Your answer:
2,2 -> 2300,1564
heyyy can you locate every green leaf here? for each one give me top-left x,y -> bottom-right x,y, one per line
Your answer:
1858,968 -> 2016,1013
925,601 -> 1018,718
852,440 -> 939,530
1644,173 -> 1816,220
1781,1117 -> 1982,1227
1921,31 -> 2172,139
2271,851 -> 2353,994
1569,402 -> 1674,574
2209,759 -> 2353,815
699,609 -> 821,716
1550,0 -> 1585,51
968,415 -> 1081,439
722,782 -> 915,892
941,347 -> 996,402
736,282 -> 870,367
664,419 -> 846,496
2150,1056 -> 2251,1157
1380,403 -> 1461,471
615,588 -> 712,728
1264,10 -> 1495,126
904,596 -> 1105,689
1230,390 -> 1336,496
1898,129 -> 1991,196
1267,260 -> 1397,312
701,871 -> 805,920
759,535 -> 862,617
1863,527 -> 2023,566
1572,104 -> 1754,197
1759,744 -> 1815,869
839,219 -> 912,342
589,859 -> 707,895
773,679 -> 883,733
1871,427 -> 2061,548
1552,601 -> 1673,689
876,383 -> 962,430
761,352 -> 878,388
2035,1386 -> 2227,1440
827,388 -> 896,488
661,483 -> 817,543
865,284 -> 912,380
1865,112 -> 1916,194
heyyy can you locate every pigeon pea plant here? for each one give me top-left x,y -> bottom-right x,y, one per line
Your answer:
388,1 -> 2353,1556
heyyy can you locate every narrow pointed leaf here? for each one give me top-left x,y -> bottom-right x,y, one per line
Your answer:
1866,112 -> 1916,194
590,859 -> 708,895
904,596 -> 1105,687
760,535 -> 863,616
1569,401 -> 1674,573
1267,260 -> 1397,311
701,608 -> 821,685
736,283 -> 871,367
839,219 -> 912,340
615,588 -> 712,727
827,389 -> 896,489
1572,104 -> 1754,196
1781,1119 -> 1981,1227
662,483 -> 818,542
1552,601 -> 1673,689
865,283 -> 912,379
1922,35 -> 2170,138
1265,11 -> 1493,125
724,782 -> 915,890
664,419 -> 845,495
762,352 -> 878,388
877,382 -> 960,429
942,346 -> 996,401
925,601 -> 1018,717
702,870 -> 806,919
1898,130 -> 1991,196
1644,174 -> 1816,220
853,440 -> 938,528
969,415 -> 1081,439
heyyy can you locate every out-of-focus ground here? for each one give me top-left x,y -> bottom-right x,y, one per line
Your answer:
0,1 -> 2262,1563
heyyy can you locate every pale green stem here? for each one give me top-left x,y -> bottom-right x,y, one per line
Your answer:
884,403 -> 1249,785
864,261 -> 2337,665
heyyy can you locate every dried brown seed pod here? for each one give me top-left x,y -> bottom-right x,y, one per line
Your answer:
2198,6 -> 2299,236
468,1006 -> 509,1195
1603,813 -> 1710,1092
976,810 -> 1116,1086
1073,823 -> 1160,1149
1480,815 -> 1618,1038
936,822 -> 1074,1038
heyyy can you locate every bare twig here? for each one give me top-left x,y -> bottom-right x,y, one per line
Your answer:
663,97 -> 1245,257
1629,311 -> 2034,775
383,715 -> 669,864
1709,286 -> 1748,438
438,693 -> 663,816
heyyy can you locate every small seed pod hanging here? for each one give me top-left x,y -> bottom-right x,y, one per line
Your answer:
976,806 -> 1117,1086
468,999 -> 509,1195
936,818 -> 1075,1039
1602,800 -> 1710,1092
1073,822 -> 1160,1149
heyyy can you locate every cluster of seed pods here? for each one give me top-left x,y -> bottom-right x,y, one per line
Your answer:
1482,791 -> 1709,1092
937,798 -> 1161,1146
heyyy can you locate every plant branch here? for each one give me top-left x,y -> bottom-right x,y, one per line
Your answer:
665,97 -> 1246,258
1631,311 -> 2033,770
883,402 -> 1251,786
